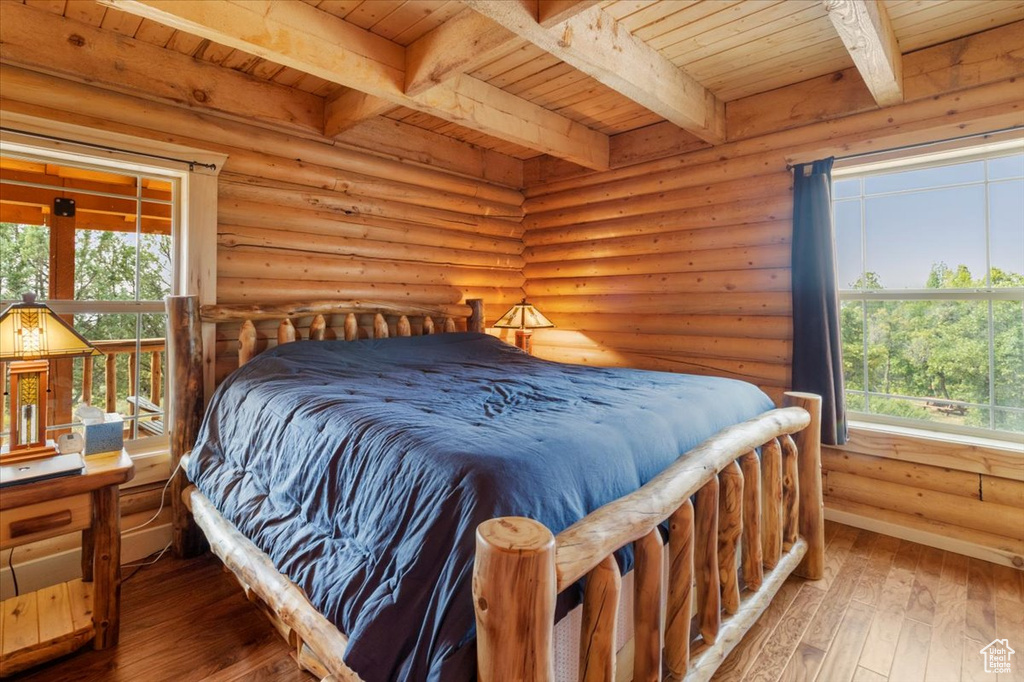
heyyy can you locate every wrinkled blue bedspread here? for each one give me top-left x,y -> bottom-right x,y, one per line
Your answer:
189,333 -> 774,681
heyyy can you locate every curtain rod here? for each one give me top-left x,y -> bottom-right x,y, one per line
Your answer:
0,126 -> 218,172
786,125 -> 1024,172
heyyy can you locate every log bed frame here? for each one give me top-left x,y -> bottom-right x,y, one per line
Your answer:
166,294 -> 824,682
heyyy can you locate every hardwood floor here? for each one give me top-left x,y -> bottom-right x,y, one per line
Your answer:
712,522 -> 1024,682
11,521 -> 1024,681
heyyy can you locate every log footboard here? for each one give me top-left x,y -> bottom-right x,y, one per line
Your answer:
474,392 -> 823,682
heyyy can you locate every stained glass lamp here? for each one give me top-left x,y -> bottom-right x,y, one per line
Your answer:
0,293 -> 102,462
493,299 -> 554,354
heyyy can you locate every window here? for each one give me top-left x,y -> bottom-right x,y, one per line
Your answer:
1,155 -> 176,448
833,142 -> 1024,438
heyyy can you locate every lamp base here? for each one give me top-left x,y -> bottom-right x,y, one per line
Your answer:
0,441 -> 59,464
515,329 -> 533,354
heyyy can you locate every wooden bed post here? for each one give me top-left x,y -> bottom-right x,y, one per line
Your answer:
474,517 -> 556,682
166,295 -> 207,558
783,391 -> 824,580
467,299 -> 485,333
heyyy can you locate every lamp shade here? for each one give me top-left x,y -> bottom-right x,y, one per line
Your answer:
0,293 -> 102,361
493,299 -> 555,330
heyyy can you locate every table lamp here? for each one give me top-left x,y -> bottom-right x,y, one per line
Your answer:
493,299 -> 554,354
0,293 -> 102,462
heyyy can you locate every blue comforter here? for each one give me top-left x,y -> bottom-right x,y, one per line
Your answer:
189,333 -> 773,681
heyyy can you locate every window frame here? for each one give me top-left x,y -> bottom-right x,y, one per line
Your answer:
0,114 -> 224,460
832,138 -> 1024,441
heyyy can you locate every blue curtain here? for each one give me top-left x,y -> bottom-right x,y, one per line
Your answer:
791,158 -> 847,445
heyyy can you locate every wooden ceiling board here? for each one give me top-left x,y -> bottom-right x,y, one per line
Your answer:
219,49 -> 265,74
131,18 -> 176,48
634,1 -> 748,48
368,0 -> 450,42
248,58 -> 287,82
646,1 -> 782,54
344,0 -> 406,29
62,0 -> 106,25
193,39 -> 235,66
24,0 -> 66,14
163,29 -> 205,57
471,43 -> 552,86
391,2 -> 466,45
601,1 -> 662,22
664,3 -> 827,65
613,0 -> 698,33
891,1 -> 1024,51
98,5 -> 142,37
308,0 -> 363,20
713,45 -> 854,101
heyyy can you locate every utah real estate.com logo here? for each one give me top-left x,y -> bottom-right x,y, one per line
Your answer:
980,639 -> 1015,674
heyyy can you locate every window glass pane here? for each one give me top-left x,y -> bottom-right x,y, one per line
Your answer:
988,153 -> 1024,180
139,231 -> 172,299
845,391 -> 866,411
834,200 -> 862,289
0,222 -> 49,300
840,300 -> 864,391
75,229 -> 138,301
864,300 -> 990,426
864,161 -> 984,194
865,185 -> 986,288
990,179 -> 1024,287
834,178 -> 860,198
993,300 -> 1024,435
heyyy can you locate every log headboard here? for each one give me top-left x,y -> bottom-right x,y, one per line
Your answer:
200,299 -> 484,369
164,295 -> 484,555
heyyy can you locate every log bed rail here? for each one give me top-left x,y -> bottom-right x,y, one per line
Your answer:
474,393 -> 823,682
165,294 -> 824,682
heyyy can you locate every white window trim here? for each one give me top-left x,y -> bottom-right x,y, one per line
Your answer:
0,111 -> 226,458
833,137 -> 1024,442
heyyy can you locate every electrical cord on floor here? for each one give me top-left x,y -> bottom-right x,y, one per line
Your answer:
122,541 -> 173,584
7,548 -> 18,596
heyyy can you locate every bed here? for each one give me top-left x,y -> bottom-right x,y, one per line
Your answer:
165,295 -> 824,682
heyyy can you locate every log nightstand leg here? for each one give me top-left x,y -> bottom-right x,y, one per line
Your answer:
91,485 -> 122,649
81,527 -> 94,582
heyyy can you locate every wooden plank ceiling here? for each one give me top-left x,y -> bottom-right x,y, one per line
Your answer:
12,0 -> 1024,166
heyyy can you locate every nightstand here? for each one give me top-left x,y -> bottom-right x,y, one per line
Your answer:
0,449 -> 134,676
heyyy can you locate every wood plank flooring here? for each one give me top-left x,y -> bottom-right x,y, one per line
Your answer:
9,521 -> 1023,681
711,521 -> 1024,682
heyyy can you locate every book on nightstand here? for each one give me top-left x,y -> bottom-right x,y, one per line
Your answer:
0,452 -> 86,488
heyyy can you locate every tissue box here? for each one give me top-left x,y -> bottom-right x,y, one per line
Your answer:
84,413 -> 124,455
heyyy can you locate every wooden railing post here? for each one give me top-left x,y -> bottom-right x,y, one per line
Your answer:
474,517 -> 556,682
166,295 -> 207,558
783,392 -> 825,580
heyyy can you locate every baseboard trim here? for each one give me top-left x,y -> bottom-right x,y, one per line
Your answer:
824,507 -> 1019,569
0,522 -> 172,600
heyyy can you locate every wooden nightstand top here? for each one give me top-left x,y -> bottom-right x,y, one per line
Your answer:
0,450 -> 134,510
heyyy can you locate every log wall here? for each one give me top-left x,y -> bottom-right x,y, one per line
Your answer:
520,45 -> 1023,407
520,35 -> 1024,566
0,65 -> 526,381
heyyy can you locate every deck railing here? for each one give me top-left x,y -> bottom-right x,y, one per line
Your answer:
87,337 -> 166,437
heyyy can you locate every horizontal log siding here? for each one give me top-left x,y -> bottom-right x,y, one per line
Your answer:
0,65 -> 526,382
522,75 -> 1022,564
522,74 -> 1022,405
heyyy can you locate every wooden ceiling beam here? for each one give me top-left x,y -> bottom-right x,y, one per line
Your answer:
0,2 -> 323,135
324,90 -> 398,137
100,0 -> 610,169
824,0 -> 904,106
538,0 -> 602,28
463,0 -> 725,145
